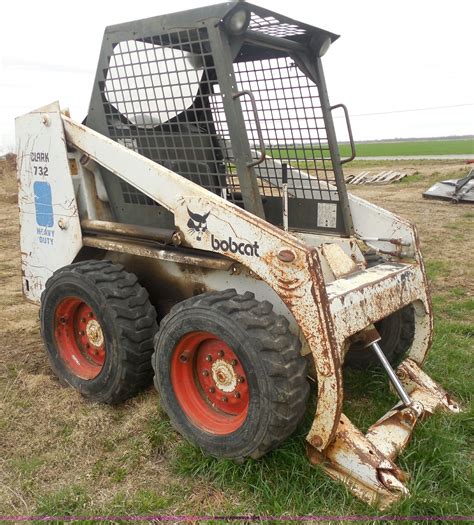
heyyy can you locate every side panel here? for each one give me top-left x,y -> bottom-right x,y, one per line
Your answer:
349,192 -> 416,258
15,102 -> 82,304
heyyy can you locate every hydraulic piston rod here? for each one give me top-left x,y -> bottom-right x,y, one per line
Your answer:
370,341 -> 412,406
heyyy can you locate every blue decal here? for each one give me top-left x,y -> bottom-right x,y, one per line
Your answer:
34,181 -> 54,227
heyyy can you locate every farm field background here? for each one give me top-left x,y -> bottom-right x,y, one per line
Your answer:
339,137 -> 474,157
270,137 -> 474,159
0,155 -> 472,520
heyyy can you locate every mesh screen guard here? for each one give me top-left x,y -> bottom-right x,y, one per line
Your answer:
101,28 -> 227,206
223,55 -> 339,203
89,6 -> 351,235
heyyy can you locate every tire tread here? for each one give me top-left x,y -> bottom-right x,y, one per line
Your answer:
152,289 -> 309,460
41,260 -> 158,404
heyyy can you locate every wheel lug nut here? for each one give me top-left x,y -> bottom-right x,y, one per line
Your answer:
206,355 -> 213,362
231,359 -> 238,366
237,376 -> 245,384
88,312 -> 94,318
86,343 -> 90,349
60,317 -> 67,325
222,396 -> 228,403
202,370 -> 209,377
179,353 -> 188,363
79,330 -> 85,336
81,318 -> 86,323
234,392 -> 241,399
208,386 -> 215,393
217,350 -> 224,358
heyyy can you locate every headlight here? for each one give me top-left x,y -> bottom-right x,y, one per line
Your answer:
224,7 -> 251,35
317,37 -> 332,57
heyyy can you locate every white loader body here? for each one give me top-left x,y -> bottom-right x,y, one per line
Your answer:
16,102 -> 459,508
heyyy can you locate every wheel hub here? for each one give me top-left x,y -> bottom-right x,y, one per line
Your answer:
54,297 -> 106,380
85,319 -> 104,348
170,331 -> 249,434
211,359 -> 237,392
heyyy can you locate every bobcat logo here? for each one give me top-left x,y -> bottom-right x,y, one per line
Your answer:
187,208 -> 210,241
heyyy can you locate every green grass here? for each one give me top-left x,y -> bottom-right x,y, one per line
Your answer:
36,486 -> 91,520
105,489 -> 176,518
339,139 -> 474,157
270,138 -> 474,159
425,260 -> 451,281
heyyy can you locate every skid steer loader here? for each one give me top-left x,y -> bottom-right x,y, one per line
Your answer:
16,1 -> 460,508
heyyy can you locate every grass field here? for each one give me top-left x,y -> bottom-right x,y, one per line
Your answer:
0,157 -> 473,522
270,138 -> 474,160
338,138 -> 474,157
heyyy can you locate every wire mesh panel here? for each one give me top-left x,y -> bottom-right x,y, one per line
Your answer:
101,28 -> 228,206
248,12 -> 307,38
232,56 -> 338,202
100,30 -> 339,204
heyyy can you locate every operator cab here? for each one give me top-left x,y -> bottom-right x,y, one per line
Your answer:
87,1 -> 353,236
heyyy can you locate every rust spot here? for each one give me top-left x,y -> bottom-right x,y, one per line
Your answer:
68,158 -> 78,175
171,231 -> 183,246
311,435 -> 324,448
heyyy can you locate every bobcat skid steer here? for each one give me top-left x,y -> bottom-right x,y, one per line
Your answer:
16,1 -> 460,508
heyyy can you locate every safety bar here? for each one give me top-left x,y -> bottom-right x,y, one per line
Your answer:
331,103 -> 356,165
233,90 -> 266,167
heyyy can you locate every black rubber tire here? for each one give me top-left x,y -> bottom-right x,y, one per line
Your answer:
345,254 -> 416,368
40,260 -> 158,404
344,305 -> 416,368
152,289 -> 310,460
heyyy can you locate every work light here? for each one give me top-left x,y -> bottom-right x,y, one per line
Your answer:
224,7 -> 251,34
317,36 -> 332,57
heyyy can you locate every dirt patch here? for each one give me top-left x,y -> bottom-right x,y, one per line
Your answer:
347,161 -> 473,293
0,157 -> 18,204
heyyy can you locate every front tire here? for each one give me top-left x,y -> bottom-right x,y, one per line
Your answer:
40,260 -> 158,404
152,289 -> 309,460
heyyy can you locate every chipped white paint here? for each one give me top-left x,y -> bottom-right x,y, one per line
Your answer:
15,102 -> 82,303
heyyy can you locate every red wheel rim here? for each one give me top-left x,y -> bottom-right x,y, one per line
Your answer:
171,331 -> 249,435
54,296 -> 106,380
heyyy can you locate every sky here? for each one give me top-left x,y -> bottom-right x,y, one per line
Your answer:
1,0 -> 473,153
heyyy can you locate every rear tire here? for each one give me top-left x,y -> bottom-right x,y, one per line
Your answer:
152,289 -> 309,460
40,260 -> 158,404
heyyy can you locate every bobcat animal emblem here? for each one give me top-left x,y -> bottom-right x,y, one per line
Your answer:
187,208 -> 210,241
